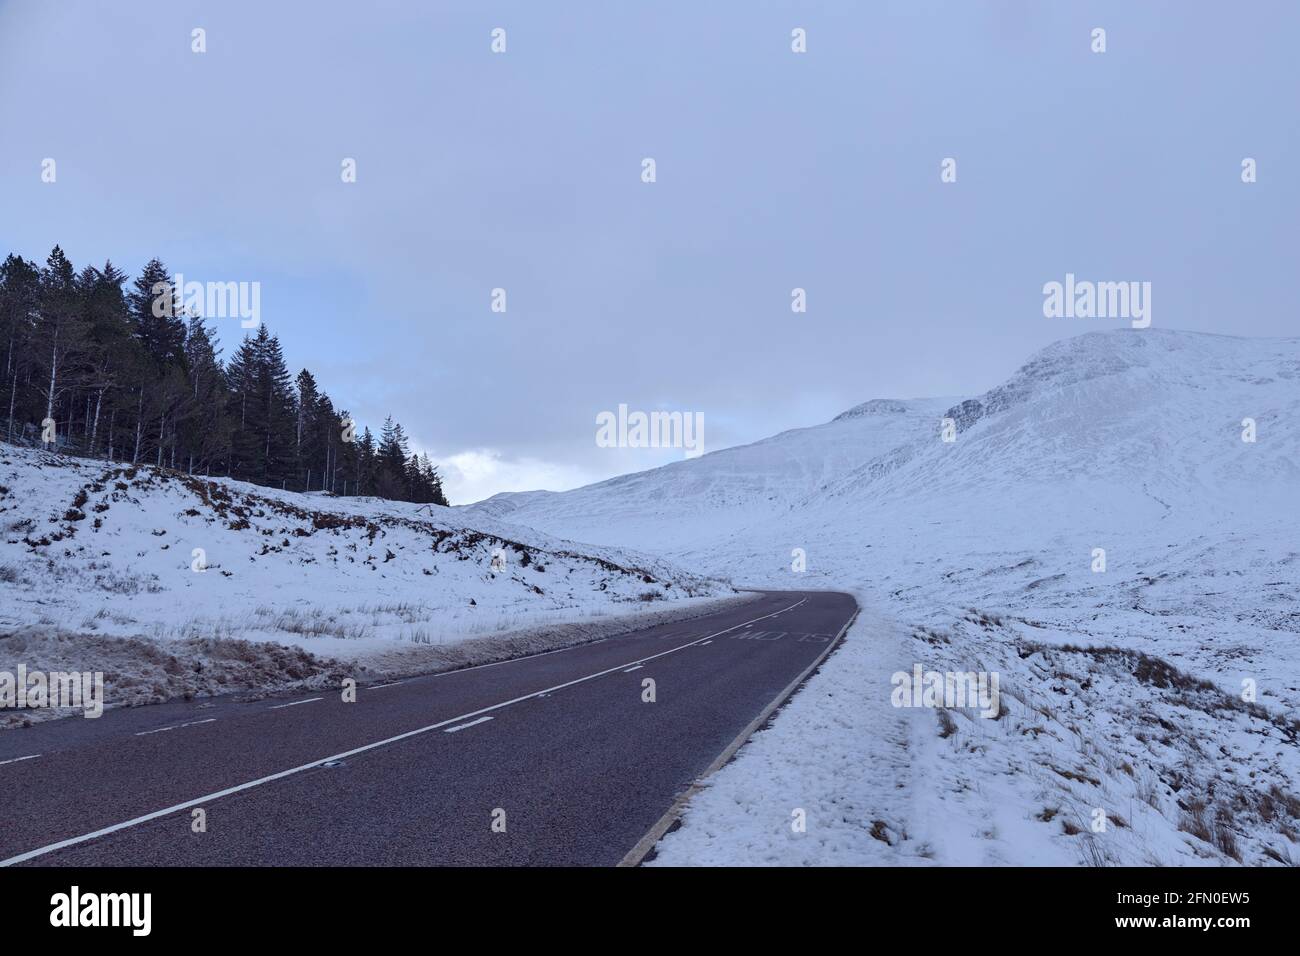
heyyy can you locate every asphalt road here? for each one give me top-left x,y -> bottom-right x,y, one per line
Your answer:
0,590 -> 856,866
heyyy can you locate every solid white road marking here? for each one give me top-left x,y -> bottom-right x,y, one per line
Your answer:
367,681 -> 405,691
134,718 -> 217,737
269,697 -> 323,710
0,596 -> 808,867
443,716 -> 494,733
0,754 -> 41,767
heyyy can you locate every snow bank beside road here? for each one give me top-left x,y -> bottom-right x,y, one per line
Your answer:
648,602 -> 918,866
0,589 -> 757,729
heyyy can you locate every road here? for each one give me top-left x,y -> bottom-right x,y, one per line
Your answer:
0,590 -> 856,866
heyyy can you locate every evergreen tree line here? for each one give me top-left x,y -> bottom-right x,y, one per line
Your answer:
0,246 -> 448,505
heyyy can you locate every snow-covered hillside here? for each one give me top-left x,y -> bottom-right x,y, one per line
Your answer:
477,329 -> 1300,867
0,445 -> 727,712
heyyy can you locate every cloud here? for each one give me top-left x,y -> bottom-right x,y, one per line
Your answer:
440,449 -> 601,505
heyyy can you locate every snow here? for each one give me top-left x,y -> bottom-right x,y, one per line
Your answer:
495,329 -> 1300,866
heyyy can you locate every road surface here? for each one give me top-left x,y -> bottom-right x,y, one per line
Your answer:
0,590 -> 856,866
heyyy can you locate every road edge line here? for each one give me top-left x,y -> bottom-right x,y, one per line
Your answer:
617,601 -> 860,868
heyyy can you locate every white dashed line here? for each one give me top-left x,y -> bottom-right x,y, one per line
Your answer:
0,754 -> 41,767
443,716 -> 493,734
623,665 -> 643,673
269,697 -> 323,710
367,682 -> 405,691
134,718 -> 217,737
700,640 -> 712,646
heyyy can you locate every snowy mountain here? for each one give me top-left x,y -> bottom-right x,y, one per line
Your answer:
461,395 -> 955,555
477,330 -> 1297,587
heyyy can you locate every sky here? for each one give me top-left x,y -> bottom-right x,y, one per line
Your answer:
1,1 -> 1296,503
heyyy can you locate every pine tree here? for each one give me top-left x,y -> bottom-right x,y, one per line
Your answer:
295,369 -> 322,488
257,330 -> 297,484
33,246 -> 89,445
335,407 -> 359,495
405,452 -> 425,501
80,261 -> 138,457
224,326 -> 296,483
423,453 -> 450,506
356,426 -> 377,496
125,259 -> 190,464
0,254 -> 41,443
181,316 -> 231,473
315,392 -> 337,492
224,332 -> 261,476
227,329 -> 293,481
375,416 -> 410,499
128,259 -> 186,370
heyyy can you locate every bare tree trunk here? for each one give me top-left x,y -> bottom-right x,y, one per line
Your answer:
90,389 -> 103,457
4,361 -> 17,447
44,328 -> 59,424
5,371 -> 16,444
132,392 -> 143,464
1,335 -> 10,442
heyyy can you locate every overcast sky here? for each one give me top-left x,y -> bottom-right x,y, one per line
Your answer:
2,1 -> 1295,502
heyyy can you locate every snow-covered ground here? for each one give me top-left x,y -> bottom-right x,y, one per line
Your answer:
0,445 -> 730,720
487,329 -> 1300,866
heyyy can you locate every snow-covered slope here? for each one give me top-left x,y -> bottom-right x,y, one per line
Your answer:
461,396 -> 955,554
829,328 -> 1297,517
0,445 -> 725,663
695,330 -> 1299,579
